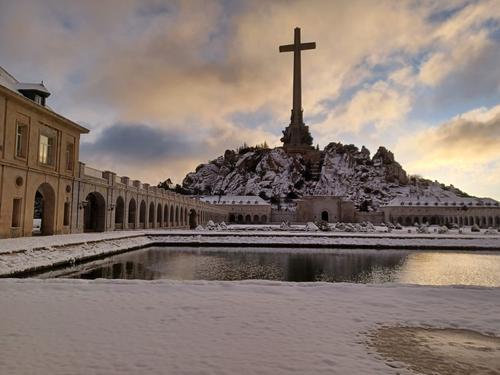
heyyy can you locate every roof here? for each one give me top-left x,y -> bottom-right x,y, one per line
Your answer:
385,196 -> 500,208
16,82 -> 51,96
0,66 -> 89,134
0,66 -> 19,92
199,195 -> 270,206
0,67 -> 50,96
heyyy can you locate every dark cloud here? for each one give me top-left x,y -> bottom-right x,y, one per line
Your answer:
437,113 -> 500,146
80,123 -> 202,162
430,42 -> 500,109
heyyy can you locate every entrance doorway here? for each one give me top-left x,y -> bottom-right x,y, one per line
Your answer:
115,196 -> 125,229
189,209 -> 197,229
84,192 -> 106,232
321,210 -> 329,222
33,183 -> 56,235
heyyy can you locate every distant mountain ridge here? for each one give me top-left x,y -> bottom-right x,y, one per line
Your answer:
182,142 -> 471,210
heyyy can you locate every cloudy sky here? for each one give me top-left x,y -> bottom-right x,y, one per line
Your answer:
1,0 -> 499,199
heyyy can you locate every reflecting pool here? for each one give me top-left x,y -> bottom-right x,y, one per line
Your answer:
37,247 -> 500,286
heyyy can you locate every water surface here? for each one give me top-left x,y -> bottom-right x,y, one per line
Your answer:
37,247 -> 500,287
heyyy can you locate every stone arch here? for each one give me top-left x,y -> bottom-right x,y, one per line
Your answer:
84,192 -> 106,232
321,210 -> 329,222
115,196 -> 125,229
175,206 -> 179,226
149,202 -> 155,228
128,198 -> 137,229
157,203 -> 162,227
184,208 -> 188,226
261,215 -> 267,223
488,217 -> 493,226
164,204 -> 169,227
33,182 -> 56,236
237,214 -> 244,223
189,208 -> 197,229
229,214 -> 236,223
170,204 -> 174,226
139,200 -> 146,228
495,216 -> 500,227
253,214 -> 259,223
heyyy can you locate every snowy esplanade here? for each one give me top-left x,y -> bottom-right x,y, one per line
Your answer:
1,279 -> 499,375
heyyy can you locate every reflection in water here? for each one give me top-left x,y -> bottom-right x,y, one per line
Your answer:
37,247 -> 500,286
397,252 -> 500,287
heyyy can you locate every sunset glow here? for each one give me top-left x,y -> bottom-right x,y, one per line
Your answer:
1,0 -> 499,198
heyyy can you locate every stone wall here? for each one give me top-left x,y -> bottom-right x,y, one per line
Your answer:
0,85 -> 226,238
382,205 -> 500,228
271,209 -> 296,223
296,196 -> 355,223
355,211 -> 384,224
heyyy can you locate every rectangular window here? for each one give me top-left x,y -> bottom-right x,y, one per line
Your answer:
15,122 -> 28,159
65,142 -> 74,171
39,133 -> 55,165
12,198 -> 22,227
63,202 -> 70,226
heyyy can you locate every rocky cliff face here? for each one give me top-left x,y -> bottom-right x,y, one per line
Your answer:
182,143 -> 470,210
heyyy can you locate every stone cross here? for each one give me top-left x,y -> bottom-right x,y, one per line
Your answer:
279,27 -> 316,128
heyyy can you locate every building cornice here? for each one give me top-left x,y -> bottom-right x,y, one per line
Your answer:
0,84 -> 89,134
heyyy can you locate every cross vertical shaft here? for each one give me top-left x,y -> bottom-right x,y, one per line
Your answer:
293,27 -> 302,126
279,27 -> 316,151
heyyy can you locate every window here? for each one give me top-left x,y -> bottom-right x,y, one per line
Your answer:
34,95 -> 43,105
63,202 -> 70,226
12,198 -> 22,227
15,122 -> 28,158
39,133 -> 55,165
65,142 -> 74,171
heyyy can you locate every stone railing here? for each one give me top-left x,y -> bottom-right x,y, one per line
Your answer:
83,165 -> 104,179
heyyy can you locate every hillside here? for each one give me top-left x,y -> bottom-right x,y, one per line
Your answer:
182,142 -> 470,210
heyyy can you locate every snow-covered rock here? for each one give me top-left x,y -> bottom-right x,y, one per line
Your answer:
417,224 -> 430,234
305,222 -> 319,231
280,221 -> 291,230
438,226 -> 449,234
182,143 -> 472,210
484,227 -> 497,235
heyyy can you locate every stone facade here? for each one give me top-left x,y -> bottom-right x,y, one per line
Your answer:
199,196 -> 271,224
0,68 -> 225,238
295,196 -> 355,223
382,197 -> 500,228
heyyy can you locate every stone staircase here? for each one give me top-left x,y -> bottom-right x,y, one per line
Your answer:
310,152 -> 325,181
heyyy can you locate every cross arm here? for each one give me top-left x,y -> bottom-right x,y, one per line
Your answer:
300,42 -> 316,50
279,44 -> 294,52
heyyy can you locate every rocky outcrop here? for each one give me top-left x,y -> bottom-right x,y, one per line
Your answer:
182,142 -> 471,210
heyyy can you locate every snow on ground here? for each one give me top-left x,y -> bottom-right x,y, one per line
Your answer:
0,279 -> 499,375
1,228 -> 499,277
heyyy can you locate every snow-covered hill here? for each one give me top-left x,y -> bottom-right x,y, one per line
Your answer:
182,142 -> 471,210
